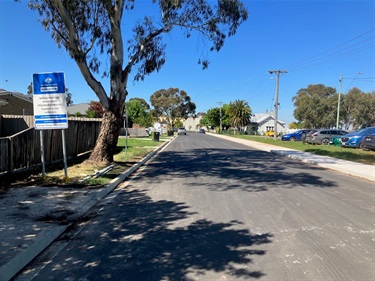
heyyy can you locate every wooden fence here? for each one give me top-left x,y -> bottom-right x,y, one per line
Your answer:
0,115 -> 101,174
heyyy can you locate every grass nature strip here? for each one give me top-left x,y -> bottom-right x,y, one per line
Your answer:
231,135 -> 375,166
43,137 -> 165,186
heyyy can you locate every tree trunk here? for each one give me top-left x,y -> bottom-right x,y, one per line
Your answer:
87,103 -> 123,164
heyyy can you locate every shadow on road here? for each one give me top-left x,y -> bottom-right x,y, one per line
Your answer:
142,145 -> 337,192
34,189 -> 272,280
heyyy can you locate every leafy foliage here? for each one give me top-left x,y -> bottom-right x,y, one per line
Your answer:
293,84 -> 375,129
202,105 -> 230,130
25,0 -> 248,163
27,82 -> 33,95
65,88 -> 73,106
288,121 -> 303,129
86,101 -> 104,118
150,88 -> 196,128
292,84 -> 338,129
126,98 -> 152,128
342,88 -> 375,129
227,99 -> 252,130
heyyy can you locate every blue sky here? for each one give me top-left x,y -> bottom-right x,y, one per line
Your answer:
0,0 -> 374,125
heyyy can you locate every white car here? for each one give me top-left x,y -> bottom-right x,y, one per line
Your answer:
177,127 -> 187,135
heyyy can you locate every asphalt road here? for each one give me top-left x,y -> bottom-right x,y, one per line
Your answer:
16,133 -> 375,281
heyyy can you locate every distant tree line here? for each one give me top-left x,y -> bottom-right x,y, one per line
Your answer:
292,84 -> 375,130
84,87 -> 197,129
200,100 -> 252,133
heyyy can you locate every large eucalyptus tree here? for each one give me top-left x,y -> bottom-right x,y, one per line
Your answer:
150,88 -> 196,128
25,0 -> 248,163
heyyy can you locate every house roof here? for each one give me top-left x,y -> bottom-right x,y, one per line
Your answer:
66,103 -> 90,115
251,113 -> 286,125
0,90 -> 33,103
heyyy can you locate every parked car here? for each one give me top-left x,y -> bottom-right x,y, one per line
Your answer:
360,133 -> 375,151
198,128 -> 205,133
341,127 -> 375,148
308,129 -> 348,145
281,129 -> 311,141
265,130 -> 274,137
304,130 -> 317,144
177,127 -> 187,135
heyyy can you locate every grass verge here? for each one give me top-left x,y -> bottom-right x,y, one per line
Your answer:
1,136 -> 167,188
229,135 -> 375,165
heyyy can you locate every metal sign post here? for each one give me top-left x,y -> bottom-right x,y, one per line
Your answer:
39,130 -> 46,178
33,72 -> 69,180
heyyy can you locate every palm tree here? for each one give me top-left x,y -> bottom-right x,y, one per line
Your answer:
228,99 -> 252,133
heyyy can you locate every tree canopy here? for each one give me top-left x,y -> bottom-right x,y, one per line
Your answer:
292,84 -> 375,129
341,88 -> 375,129
126,98 -> 152,128
86,101 -> 104,118
201,104 -> 230,130
227,99 -> 252,131
292,84 -> 338,129
150,88 -> 196,128
26,0 -> 248,163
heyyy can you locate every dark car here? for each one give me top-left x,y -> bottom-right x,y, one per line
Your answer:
281,129 -> 311,141
198,128 -> 205,133
360,133 -> 375,151
341,127 -> 375,148
308,129 -> 348,145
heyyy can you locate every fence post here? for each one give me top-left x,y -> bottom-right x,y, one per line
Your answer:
8,136 -> 14,173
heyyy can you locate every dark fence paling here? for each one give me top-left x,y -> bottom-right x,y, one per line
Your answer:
0,116 -> 101,174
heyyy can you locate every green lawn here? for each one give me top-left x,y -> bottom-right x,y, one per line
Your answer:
228,135 -> 375,166
115,137 -> 162,162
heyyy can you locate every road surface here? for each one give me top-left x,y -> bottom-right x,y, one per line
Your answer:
17,133 -> 375,281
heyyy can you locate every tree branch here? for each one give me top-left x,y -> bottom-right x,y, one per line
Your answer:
50,0 -> 109,108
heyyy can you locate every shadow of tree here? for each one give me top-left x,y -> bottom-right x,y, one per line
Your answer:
36,189 -> 273,280
139,144 -> 337,192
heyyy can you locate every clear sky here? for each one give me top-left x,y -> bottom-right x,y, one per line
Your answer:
0,0 -> 374,125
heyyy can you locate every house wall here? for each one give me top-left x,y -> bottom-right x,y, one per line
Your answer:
258,120 -> 287,134
0,92 -> 33,115
183,116 -> 203,131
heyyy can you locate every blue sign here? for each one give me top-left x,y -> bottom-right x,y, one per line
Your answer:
33,72 -> 66,94
33,72 -> 68,130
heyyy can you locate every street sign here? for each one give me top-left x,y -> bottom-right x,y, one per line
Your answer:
33,72 -> 68,130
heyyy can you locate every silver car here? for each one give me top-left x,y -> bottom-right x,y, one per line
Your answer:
177,127 -> 187,135
309,129 -> 348,145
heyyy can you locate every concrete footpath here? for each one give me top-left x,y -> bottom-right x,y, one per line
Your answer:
1,134 -> 374,281
209,133 -> 375,182
0,138 -> 173,281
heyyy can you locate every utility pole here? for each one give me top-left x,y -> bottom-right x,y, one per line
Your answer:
218,102 -> 223,134
268,70 -> 287,140
336,72 -> 362,129
336,74 -> 343,129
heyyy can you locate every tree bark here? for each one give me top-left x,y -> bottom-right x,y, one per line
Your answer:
87,101 -> 123,164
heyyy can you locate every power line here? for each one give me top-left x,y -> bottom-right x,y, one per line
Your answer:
285,28 -> 375,71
